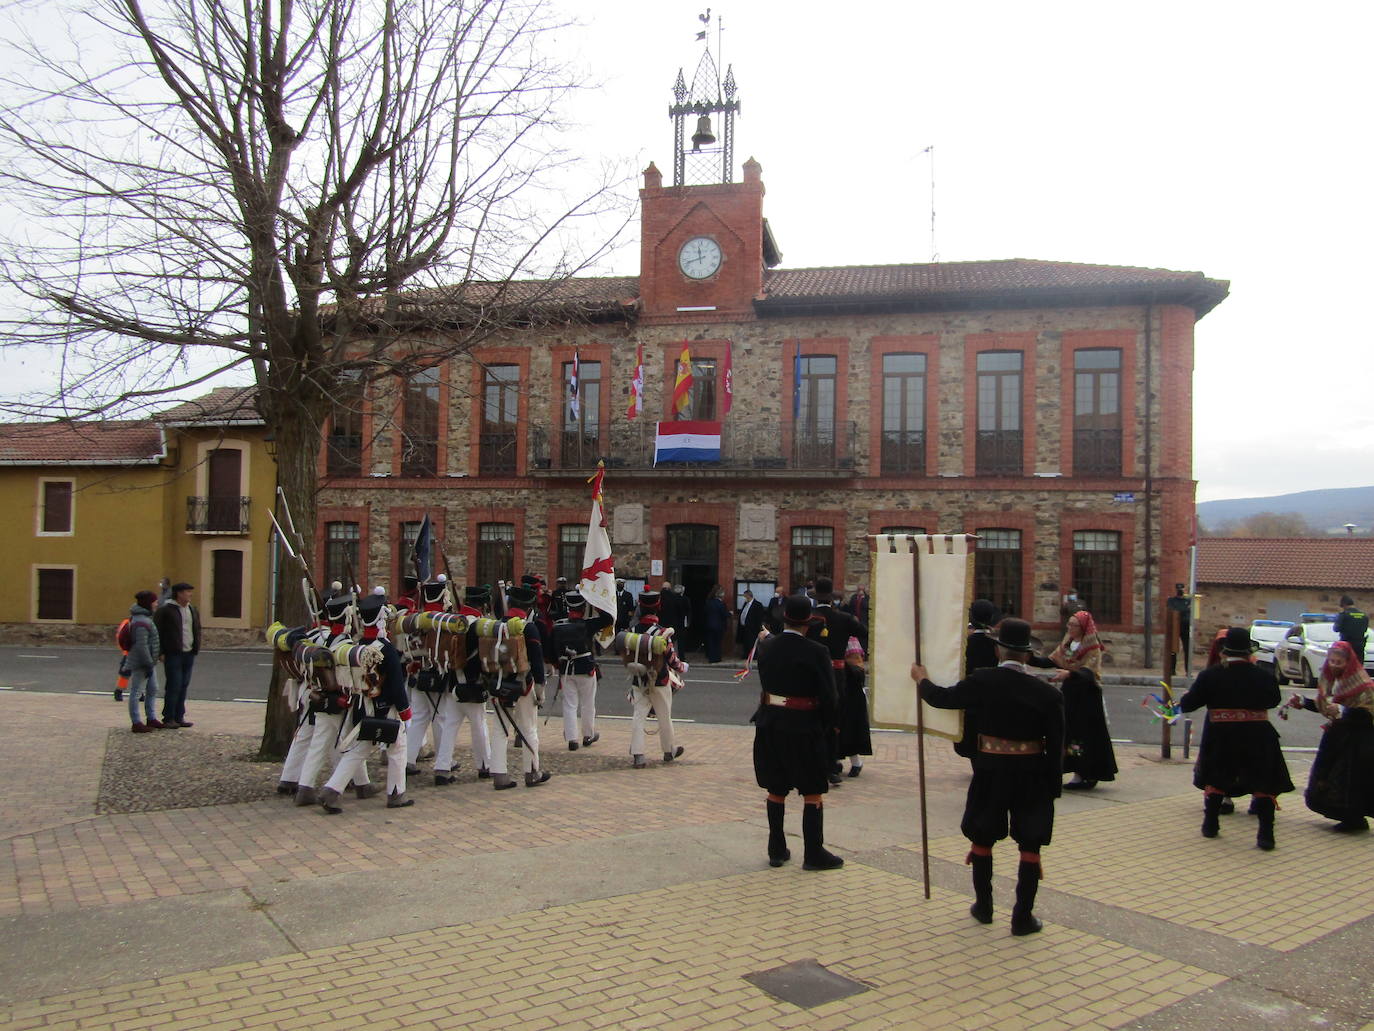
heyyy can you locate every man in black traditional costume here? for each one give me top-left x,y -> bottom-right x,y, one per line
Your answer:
911,618 -> 1064,935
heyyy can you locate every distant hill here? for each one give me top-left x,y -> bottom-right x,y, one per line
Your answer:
1198,485 -> 1374,533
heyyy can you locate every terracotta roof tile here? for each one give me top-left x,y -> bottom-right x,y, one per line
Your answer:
759,259 -> 1229,314
156,386 -> 262,426
1197,537 -> 1374,590
0,421 -> 165,465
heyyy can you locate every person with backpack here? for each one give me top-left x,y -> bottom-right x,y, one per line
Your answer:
125,590 -> 163,732
113,618 -> 132,703
486,584 -> 549,789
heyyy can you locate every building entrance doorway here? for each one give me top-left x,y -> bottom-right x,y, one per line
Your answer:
667,523 -> 719,655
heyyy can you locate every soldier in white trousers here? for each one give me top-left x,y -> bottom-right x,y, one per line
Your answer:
552,592 -> 612,751
320,714 -> 410,813
487,585 -> 550,789
628,591 -> 687,769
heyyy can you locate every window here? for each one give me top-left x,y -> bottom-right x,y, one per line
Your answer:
1072,530 -> 1122,623
557,524 -> 587,584
475,522 -> 514,588
879,525 -> 927,537
974,529 -> 1022,617
675,357 -> 718,421
790,526 -> 834,587
39,480 -> 73,534
206,448 -> 244,532
211,550 -> 243,619
401,367 -> 440,477
881,353 -> 925,473
795,355 -> 836,466
324,522 -> 360,586
1073,349 -> 1122,475
36,567 -> 74,621
561,359 -> 601,466
976,351 -> 1023,475
480,365 -> 519,475
326,373 -> 364,477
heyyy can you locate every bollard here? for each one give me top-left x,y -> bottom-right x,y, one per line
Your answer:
1182,717 -> 1192,760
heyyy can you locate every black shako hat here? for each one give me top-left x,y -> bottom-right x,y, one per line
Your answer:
464,585 -> 491,605
506,585 -> 537,610
813,577 -> 834,601
564,591 -> 587,611
992,618 -> 1035,652
638,590 -> 661,609
420,577 -> 448,603
969,599 -> 1000,629
1220,626 -> 1260,656
783,593 -> 815,625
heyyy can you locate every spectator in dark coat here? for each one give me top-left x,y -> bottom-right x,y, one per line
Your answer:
736,590 -> 766,658
703,585 -> 728,664
154,581 -> 201,728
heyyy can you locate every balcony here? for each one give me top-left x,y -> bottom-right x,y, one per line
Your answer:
1073,428 -> 1123,476
975,429 -> 1023,476
529,418 -> 858,477
186,496 -> 250,534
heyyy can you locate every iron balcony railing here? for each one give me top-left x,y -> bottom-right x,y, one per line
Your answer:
530,418 -> 859,474
974,429 -> 1023,475
1072,428 -> 1123,476
186,496 -> 250,534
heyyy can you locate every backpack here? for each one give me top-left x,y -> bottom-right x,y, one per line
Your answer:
116,619 -> 134,653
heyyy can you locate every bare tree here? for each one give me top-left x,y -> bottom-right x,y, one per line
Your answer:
0,0 -> 629,753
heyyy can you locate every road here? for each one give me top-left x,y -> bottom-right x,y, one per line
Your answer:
0,645 -> 1328,752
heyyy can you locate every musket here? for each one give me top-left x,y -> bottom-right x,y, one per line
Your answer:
269,508 -> 322,617
342,555 -> 365,639
438,542 -> 459,613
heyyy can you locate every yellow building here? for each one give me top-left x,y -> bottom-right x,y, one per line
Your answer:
0,387 -> 274,644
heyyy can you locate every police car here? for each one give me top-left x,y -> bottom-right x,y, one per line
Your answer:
1249,619 -> 1293,673
1272,614 -> 1374,687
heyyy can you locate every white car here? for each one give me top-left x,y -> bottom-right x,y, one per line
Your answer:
1272,620 -> 1374,687
1250,620 -> 1293,671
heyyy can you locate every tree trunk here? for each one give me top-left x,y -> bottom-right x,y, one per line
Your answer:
258,399 -> 325,759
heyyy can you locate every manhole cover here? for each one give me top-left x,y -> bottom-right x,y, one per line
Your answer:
744,958 -> 870,1008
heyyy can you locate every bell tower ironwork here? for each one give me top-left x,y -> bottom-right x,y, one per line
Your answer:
670,43 -> 739,186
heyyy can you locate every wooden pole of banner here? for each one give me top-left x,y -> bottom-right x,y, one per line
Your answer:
912,535 -> 931,900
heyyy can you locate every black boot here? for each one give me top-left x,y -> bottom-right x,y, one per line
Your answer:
767,800 -> 790,867
968,852 -> 993,924
1010,857 -> 1042,935
801,804 -> 844,871
1201,793 -> 1223,838
1254,796 -> 1276,851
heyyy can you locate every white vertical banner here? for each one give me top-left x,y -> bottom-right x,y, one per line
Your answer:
869,533 -> 974,738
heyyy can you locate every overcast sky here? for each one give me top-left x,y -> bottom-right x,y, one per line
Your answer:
5,1 -> 1369,505
561,0 -> 1374,503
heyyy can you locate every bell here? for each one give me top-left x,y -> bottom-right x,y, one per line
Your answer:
691,115 -> 716,150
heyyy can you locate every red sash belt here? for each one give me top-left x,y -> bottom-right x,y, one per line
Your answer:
761,692 -> 819,711
831,660 -> 846,670
1210,708 -> 1268,722
978,734 -> 1044,755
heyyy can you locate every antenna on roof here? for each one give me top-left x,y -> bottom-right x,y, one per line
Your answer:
921,145 -> 938,263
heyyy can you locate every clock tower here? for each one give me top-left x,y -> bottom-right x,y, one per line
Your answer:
638,56 -> 781,326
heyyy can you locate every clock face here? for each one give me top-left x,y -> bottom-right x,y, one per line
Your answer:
678,236 -> 722,280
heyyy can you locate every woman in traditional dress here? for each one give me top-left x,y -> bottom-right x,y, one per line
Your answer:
1049,609 -> 1118,789
1285,642 -> 1374,832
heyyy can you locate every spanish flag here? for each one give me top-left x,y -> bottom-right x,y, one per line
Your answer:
671,343 -> 693,416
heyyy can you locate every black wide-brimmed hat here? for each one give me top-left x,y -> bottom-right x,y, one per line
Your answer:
992,618 -> 1035,652
783,593 -> 815,625
1220,626 -> 1260,656
506,585 -> 537,609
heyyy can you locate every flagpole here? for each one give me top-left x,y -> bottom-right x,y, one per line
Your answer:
912,535 -> 931,900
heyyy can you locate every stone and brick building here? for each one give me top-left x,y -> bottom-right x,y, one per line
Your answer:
315,63 -> 1229,665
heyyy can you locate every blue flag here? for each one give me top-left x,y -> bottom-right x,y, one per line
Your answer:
413,514 -> 432,581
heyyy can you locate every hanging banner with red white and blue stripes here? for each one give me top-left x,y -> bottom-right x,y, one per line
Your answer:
653,420 -> 721,464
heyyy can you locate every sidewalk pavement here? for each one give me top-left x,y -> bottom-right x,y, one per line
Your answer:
1,691 -> 1371,1031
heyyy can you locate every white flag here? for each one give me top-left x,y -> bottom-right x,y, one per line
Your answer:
578,462 -> 617,629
